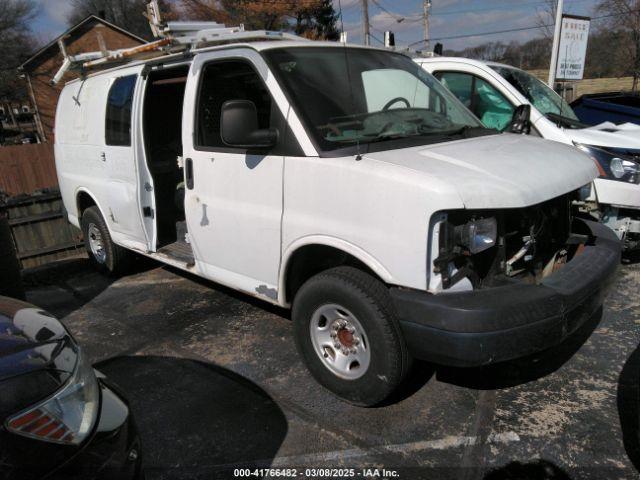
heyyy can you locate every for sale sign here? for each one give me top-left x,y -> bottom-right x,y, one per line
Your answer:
555,14 -> 591,81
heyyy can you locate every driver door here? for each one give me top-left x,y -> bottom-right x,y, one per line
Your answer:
181,52 -> 285,299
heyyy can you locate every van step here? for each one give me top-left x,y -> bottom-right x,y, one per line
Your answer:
157,241 -> 194,266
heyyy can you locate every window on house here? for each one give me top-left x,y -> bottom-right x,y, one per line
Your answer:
106,75 -> 137,146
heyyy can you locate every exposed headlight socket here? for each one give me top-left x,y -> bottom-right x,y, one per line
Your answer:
434,215 -> 498,289
454,217 -> 498,254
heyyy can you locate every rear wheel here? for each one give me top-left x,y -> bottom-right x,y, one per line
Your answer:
292,267 -> 411,406
81,206 -> 131,275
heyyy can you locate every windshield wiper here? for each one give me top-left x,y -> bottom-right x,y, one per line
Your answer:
421,125 -> 493,138
545,112 -> 588,129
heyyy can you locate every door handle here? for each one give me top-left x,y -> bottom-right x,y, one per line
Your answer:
185,158 -> 194,190
100,152 -> 106,162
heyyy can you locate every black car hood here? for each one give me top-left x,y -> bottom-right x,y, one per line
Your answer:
0,297 -> 77,420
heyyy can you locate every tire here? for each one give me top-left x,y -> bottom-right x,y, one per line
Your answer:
292,266 -> 411,406
81,206 -> 131,275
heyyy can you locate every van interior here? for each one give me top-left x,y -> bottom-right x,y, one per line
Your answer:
142,65 -> 193,263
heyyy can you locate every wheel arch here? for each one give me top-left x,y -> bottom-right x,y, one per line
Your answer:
75,188 -> 108,224
279,236 -> 394,306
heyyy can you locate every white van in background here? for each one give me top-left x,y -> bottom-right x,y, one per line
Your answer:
417,57 -> 640,252
55,39 -> 619,405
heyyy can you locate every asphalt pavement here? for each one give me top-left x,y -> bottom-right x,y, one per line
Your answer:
23,255 -> 640,480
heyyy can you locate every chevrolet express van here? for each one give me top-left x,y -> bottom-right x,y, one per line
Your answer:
55,40 -> 620,405
418,57 -> 640,252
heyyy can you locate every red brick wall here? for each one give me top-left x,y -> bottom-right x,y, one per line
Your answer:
27,22 -> 143,142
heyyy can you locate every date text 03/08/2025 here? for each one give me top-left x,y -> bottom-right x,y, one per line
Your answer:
233,468 -> 400,478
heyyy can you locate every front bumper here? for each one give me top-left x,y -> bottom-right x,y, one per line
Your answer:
593,177 -> 640,211
391,219 -> 621,367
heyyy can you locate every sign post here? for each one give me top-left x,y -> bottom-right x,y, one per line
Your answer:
548,0 -> 564,87
555,14 -> 591,81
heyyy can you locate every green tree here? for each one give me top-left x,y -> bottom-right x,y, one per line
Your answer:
294,0 -> 340,40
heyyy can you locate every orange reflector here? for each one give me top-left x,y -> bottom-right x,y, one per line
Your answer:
22,415 -> 51,433
592,157 -> 607,177
8,409 -> 43,428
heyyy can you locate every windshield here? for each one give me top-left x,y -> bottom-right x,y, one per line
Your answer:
263,47 -> 487,153
492,65 -> 579,122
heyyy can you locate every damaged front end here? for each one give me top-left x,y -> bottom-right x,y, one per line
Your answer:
431,191 -> 592,293
390,190 -> 621,367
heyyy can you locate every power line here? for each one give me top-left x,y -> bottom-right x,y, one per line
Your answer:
368,0 -> 593,25
430,0 -> 592,16
408,9 -> 639,46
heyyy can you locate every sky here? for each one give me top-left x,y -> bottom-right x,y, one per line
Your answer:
31,0 -> 600,50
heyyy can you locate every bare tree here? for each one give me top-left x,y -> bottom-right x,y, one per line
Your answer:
0,0 -> 37,102
535,0 -> 558,39
596,0 -> 640,91
67,0 -> 173,40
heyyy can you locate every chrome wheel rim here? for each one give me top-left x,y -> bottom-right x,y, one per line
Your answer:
87,223 -> 107,264
309,304 -> 370,380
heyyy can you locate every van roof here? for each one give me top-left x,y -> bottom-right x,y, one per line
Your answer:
63,40 -> 400,86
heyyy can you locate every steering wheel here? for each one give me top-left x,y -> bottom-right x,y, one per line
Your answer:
382,97 -> 411,110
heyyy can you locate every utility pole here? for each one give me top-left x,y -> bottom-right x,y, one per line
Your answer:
423,0 -> 431,51
362,0 -> 370,46
548,0 -> 564,87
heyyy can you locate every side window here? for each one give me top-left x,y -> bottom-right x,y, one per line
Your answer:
437,72 -> 473,108
105,75 -> 137,146
436,71 -> 515,131
473,78 -> 515,131
196,61 -> 272,149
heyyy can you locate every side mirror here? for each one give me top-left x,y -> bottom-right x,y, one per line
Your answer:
508,104 -> 531,134
220,100 -> 278,149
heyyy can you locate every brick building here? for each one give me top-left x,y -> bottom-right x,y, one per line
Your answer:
19,16 -> 145,143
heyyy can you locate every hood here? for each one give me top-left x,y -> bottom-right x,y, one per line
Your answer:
363,133 -> 598,209
0,297 -> 76,381
0,297 -> 77,418
569,122 -> 640,150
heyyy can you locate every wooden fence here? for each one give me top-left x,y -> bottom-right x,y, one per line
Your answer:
5,190 -> 83,269
0,143 -> 58,197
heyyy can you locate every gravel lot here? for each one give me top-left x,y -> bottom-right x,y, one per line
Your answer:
24,256 -> 640,480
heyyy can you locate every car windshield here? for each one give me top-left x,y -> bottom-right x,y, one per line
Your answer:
263,47 -> 488,153
491,65 -> 579,123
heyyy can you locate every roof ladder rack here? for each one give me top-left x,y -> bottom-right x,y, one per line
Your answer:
50,0 -> 305,85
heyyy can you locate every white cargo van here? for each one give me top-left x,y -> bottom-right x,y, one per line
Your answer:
417,57 -> 640,251
56,39 -> 620,405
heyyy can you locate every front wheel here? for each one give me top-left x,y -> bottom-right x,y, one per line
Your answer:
292,267 -> 411,406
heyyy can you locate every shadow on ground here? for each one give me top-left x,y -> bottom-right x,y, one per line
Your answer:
22,256 -> 155,317
435,307 -> 603,390
622,250 -> 640,265
96,355 -> 288,480
484,459 -> 571,479
618,343 -> 640,473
